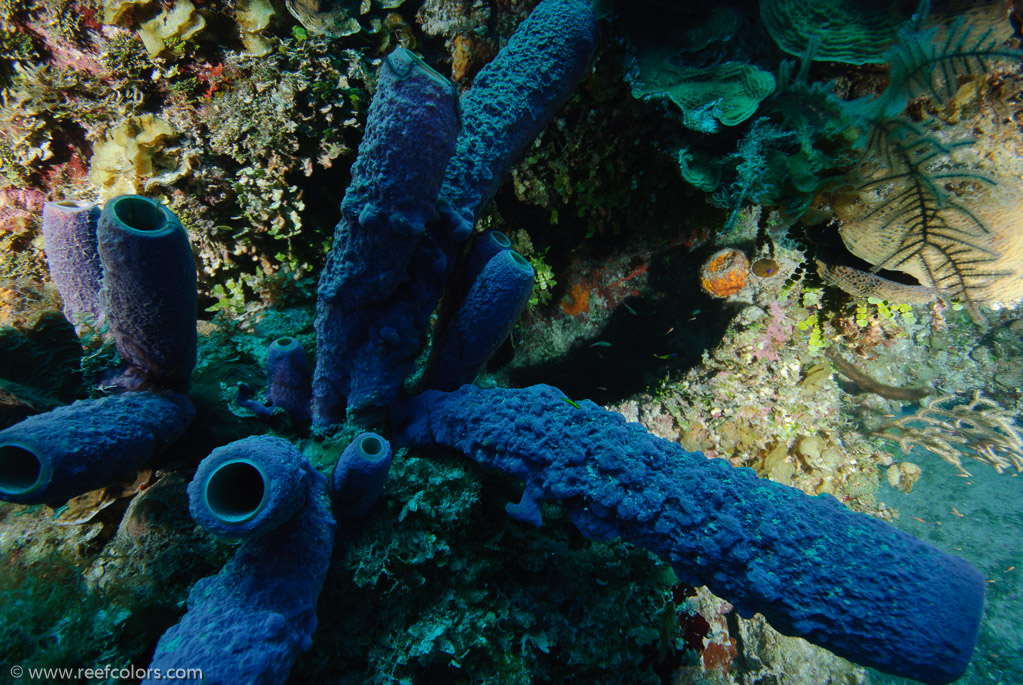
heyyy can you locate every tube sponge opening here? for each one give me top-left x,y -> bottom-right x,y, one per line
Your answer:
356,433 -> 386,459
0,445 -> 42,496
109,195 -> 169,234
203,459 -> 268,523
188,435 -> 310,538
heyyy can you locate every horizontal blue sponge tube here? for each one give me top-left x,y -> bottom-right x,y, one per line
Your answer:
148,436 -> 336,685
0,392 -> 195,505
395,384 -> 985,685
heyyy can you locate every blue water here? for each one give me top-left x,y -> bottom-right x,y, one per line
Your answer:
870,451 -> 1023,684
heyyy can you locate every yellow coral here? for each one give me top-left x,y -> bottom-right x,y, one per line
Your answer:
138,0 -> 206,56
236,0 -> 275,57
88,115 -> 191,200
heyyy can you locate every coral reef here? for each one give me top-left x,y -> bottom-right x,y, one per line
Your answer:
3,1 -> 1023,683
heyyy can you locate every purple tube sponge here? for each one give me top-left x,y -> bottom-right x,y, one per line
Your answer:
266,337 -> 312,423
41,200 -> 104,328
313,0 -> 597,427
237,337 -> 313,422
461,230 -> 512,288
313,47 -> 460,424
331,432 -> 393,520
429,250 -> 535,390
395,384 -> 985,685
147,436 -> 336,685
98,195 -> 197,390
0,391 -> 195,505
440,0 -> 599,223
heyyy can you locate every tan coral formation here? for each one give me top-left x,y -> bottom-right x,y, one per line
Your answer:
830,72 -> 1023,308
835,176 -> 1023,306
88,114 -> 193,199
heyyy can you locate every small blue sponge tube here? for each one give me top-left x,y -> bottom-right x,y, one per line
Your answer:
395,384 -> 986,685
460,230 -> 512,290
0,392 -> 195,505
98,195 -> 197,390
148,436 -> 336,685
265,337 -> 312,423
429,250 -> 534,390
331,432 -> 393,520
41,200 -> 104,328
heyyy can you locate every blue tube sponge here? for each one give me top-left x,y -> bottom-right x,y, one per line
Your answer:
331,432 -> 393,520
97,195 -> 197,390
147,436 -> 336,685
429,250 -> 535,390
313,47 -> 460,425
460,230 -> 512,289
440,0 -> 599,223
0,391 -> 195,505
266,337 -> 312,423
41,200 -> 104,328
395,384 -> 985,685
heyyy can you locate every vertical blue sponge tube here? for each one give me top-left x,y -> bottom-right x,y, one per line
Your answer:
266,337 -> 312,423
41,200 -> 104,328
429,250 -> 535,390
461,230 -> 512,288
331,432 -> 393,521
395,384 -> 986,685
439,0 -> 599,223
98,195 -> 197,390
147,436 -> 336,685
313,48 -> 460,425
0,392 -> 195,505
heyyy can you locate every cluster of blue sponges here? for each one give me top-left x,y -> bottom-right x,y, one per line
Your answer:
312,0 -> 600,424
2,2 -> 993,684
0,194 -> 197,506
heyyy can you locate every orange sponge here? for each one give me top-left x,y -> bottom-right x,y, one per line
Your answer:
700,248 -> 749,298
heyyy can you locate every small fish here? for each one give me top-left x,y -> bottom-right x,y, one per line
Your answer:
950,506 -> 964,517
562,397 -> 581,409
653,353 -> 676,360
589,341 -> 612,348
623,302 -> 637,316
1007,566 -> 1015,572
910,516 -> 927,523
664,327 -> 674,336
